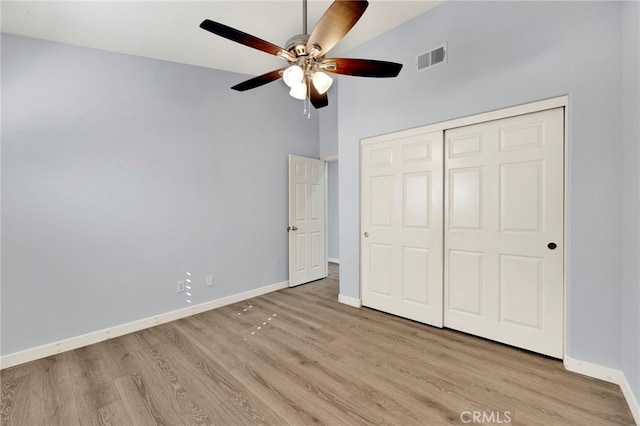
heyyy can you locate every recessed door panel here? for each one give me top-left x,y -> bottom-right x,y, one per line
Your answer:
295,233 -> 306,272
449,168 -> 483,230
370,175 -> 393,227
370,147 -> 393,166
370,243 -> 392,296
311,231 -> 323,270
499,254 -> 542,329
404,173 -> 430,229
403,141 -> 431,163
448,250 -> 483,316
500,161 -> 543,233
499,121 -> 544,151
311,184 -> 322,221
295,183 -> 306,221
449,133 -> 483,158
402,246 -> 430,305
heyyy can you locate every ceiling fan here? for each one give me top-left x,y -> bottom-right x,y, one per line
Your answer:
199,0 -> 402,116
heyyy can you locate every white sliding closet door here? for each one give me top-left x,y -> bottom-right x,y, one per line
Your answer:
361,131 -> 444,327
444,108 -> 564,358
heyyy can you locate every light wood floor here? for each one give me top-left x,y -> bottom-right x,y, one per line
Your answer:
1,263 -> 635,425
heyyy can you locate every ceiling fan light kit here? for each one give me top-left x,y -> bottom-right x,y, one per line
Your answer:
283,65 -> 305,88
312,71 -> 333,94
289,81 -> 308,100
200,0 -> 403,117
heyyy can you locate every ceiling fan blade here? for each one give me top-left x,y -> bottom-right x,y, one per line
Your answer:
322,58 -> 403,78
310,84 -> 329,109
231,69 -> 285,91
200,19 -> 285,56
307,0 -> 369,57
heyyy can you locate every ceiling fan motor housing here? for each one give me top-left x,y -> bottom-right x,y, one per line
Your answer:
285,34 -> 310,57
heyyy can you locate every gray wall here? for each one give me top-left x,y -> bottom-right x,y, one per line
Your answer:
320,82 -> 339,263
1,34 -> 319,355
327,160 -> 339,262
319,81 -> 339,160
338,0 -> 636,386
621,0 -> 640,402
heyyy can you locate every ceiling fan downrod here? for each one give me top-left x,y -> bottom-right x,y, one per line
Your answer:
302,0 -> 308,35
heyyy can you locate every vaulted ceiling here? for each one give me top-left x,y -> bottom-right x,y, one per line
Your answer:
1,1 -> 443,76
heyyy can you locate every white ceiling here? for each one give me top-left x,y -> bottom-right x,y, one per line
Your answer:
1,1 -> 443,76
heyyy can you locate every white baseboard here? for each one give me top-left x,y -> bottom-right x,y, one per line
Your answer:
619,373 -> 640,425
328,258 -> 340,264
564,356 -> 622,383
564,356 -> 639,424
0,280 -> 289,370
338,294 -> 362,308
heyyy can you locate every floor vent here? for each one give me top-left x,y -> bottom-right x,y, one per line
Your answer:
417,43 -> 447,71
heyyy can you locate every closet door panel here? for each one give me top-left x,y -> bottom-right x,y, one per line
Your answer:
361,131 -> 444,326
444,107 -> 564,358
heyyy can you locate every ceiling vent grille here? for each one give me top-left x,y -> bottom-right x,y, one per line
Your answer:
417,43 -> 447,71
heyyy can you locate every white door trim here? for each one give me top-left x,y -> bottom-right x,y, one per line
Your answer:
360,95 -> 569,358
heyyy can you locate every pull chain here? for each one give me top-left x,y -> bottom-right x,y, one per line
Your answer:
306,79 -> 311,119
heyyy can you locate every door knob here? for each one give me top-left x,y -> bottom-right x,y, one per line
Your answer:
547,242 -> 557,250
364,232 -> 369,238
287,225 -> 298,232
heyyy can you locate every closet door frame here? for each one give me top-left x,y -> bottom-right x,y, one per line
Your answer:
360,95 -> 568,358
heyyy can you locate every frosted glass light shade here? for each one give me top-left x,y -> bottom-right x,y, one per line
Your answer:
289,82 -> 307,100
312,71 -> 333,94
283,65 -> 304,88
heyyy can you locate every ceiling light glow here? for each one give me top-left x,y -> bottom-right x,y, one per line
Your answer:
312,71 -> 333,94
283,65 -> 304,88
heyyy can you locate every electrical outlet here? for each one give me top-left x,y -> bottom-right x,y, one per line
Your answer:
177,280 -> 185,292
206,275 -> 214,287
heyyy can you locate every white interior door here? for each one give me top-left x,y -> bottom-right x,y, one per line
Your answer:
288,154 -> 327,287
361,131 -> 444,326
444,107 -> 564,358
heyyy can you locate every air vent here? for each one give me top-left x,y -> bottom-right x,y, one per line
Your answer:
417,43 -> 447,71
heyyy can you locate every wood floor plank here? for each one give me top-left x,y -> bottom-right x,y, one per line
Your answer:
153,324 -> 289,425
113,373 -> 166,426
27,353 -> 80,425
112,336 -> 192,426
0,372 -> 30,426
67,344 -> 122,421
130,330 -> 214,425
1,263 -> 635,425
229,361 -> 329,425
91,400 -> 133,426
238,356 -> 380,426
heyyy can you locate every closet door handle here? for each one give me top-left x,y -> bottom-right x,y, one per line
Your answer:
547,242 -> 557,250
363,232 -> 369,238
